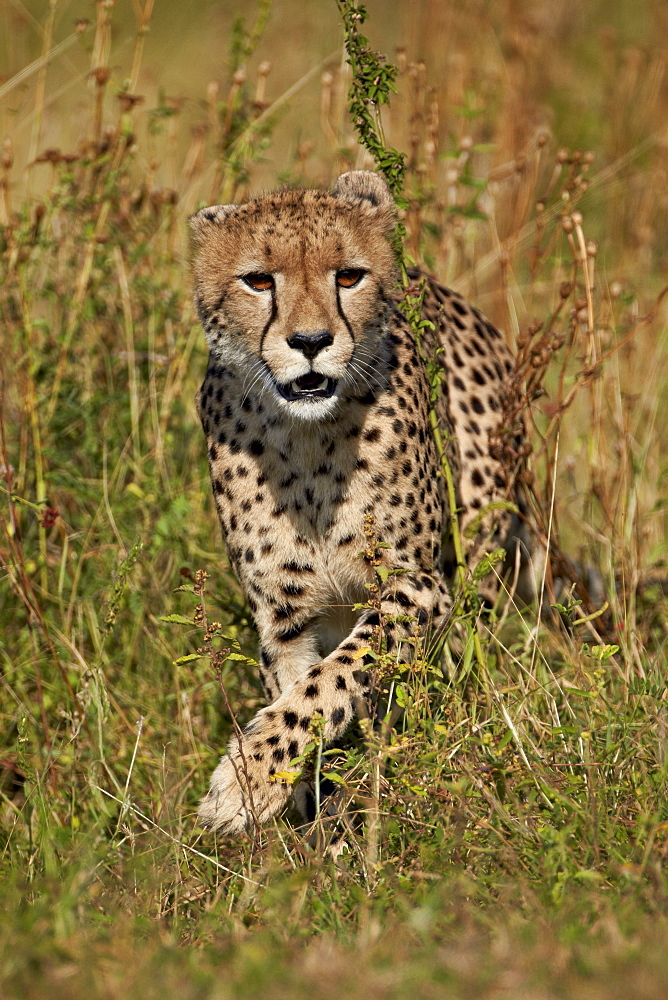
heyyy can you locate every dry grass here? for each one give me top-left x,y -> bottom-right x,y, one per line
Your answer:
0,1 -> 666,997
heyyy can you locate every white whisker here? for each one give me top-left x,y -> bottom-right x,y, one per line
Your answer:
241,360 -> 268,405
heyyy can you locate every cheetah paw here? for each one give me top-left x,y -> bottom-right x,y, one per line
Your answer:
198,736 -> 294,834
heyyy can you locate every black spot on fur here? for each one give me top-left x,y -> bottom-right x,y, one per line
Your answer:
283,561 -> 314,573
331,707 -> 345,728
338,533 -> 355,547
278,621 -> 308,642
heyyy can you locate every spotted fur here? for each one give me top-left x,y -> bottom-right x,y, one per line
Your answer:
190,171 -> 524,834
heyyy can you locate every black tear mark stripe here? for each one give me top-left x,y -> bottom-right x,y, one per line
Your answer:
334,285 -> 356,345
258,290 -> 278,357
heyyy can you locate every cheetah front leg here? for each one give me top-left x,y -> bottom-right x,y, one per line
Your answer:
198,573 -> 450,834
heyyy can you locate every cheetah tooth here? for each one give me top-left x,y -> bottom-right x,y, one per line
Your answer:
292,377 -> 327,393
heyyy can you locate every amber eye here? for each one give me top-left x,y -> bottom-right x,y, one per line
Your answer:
242,272 -> 274,291
336,268 -> 365,288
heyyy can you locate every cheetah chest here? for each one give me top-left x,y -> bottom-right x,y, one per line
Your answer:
203,401 -> 376,616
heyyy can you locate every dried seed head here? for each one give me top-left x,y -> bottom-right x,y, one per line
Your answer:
2,137 -> 14,170
35,147 -> 63,164
297,140 -> 314,161
92,66 -> 110,87
191,121 -> 209,139
117,92 -> 145,113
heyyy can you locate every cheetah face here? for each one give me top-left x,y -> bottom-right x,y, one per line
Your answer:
190,172 -> 398,420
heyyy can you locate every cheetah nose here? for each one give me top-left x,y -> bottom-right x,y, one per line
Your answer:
286,330 -> 333,359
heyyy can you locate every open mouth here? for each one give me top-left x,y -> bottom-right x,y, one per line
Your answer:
276,372 -> 337,401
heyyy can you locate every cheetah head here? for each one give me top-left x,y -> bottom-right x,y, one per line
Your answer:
190,171 -> 398,421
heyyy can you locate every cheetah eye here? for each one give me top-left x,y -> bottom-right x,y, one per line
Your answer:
336,268 -> 365,288
242,272 -> 274,292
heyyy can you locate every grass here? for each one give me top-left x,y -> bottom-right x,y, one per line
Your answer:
0,0 -> 667,997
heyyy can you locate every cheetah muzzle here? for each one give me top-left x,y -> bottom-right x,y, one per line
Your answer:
190,169 -> 525,835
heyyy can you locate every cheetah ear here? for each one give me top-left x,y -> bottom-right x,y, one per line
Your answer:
332,170 -> 395,215
189,203 -> 239,246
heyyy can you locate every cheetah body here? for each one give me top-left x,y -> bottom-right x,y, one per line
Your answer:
190,171 -> 521,833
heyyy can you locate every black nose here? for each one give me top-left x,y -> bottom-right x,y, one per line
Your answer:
287,330 -> 333,359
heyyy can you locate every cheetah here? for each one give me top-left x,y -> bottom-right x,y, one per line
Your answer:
190,170 -> 525,834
